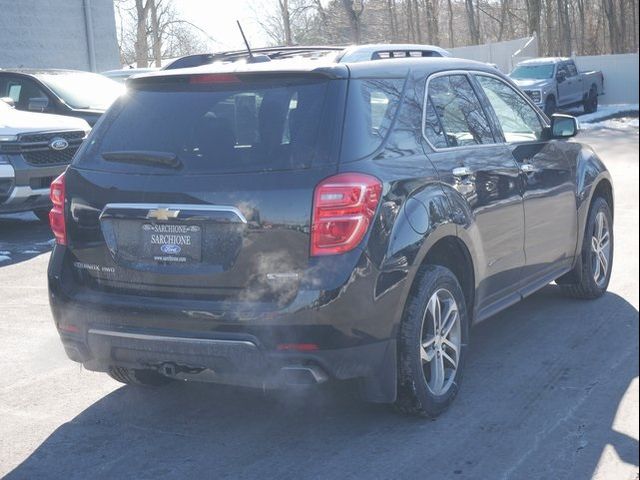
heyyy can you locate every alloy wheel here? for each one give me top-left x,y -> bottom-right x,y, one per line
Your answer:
420,288 -> 462,396
591,211 -> 611,287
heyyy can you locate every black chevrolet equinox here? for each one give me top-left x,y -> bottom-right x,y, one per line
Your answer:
48,45 -> 614,417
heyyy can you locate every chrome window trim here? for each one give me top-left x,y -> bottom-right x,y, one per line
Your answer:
101,203 -> 248,224
421,69 -> 550,152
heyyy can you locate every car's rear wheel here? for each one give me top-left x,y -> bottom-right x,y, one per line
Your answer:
108,366 -> 174,386
32,209 -> 50,223
561,196 -> 613,299
396,265 -> 469,417
584,87 -> 598,113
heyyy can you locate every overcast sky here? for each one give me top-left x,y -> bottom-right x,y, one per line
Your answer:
175,0 -> 270,50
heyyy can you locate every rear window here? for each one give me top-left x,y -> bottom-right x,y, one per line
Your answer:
76,76 -> 343,174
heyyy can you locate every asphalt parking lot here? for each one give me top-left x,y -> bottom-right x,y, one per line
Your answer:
0,124 -> 638,480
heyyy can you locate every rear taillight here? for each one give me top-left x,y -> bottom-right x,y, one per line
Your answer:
49,172 -> 67,245
311,173 -> 382,256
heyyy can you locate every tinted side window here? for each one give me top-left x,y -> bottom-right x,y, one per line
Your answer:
557,64 -> 569,78
4,78 -> 48,110
341,79 -> 405,160
425,74 -> 494,148
476,75 -> 543,143
566,62 -> 578,77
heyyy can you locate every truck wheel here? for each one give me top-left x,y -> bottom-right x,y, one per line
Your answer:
32,209 -> 50,223
584,87 -> 598,113
544,97 -> 556,117
395,265 -> 469,417
108,366 -> 174,386
561,197 -> 613,299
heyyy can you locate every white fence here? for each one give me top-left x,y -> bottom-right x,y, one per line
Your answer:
574,54 -> 639,105
450,36 -> 538,74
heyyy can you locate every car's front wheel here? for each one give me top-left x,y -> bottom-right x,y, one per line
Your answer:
396,265 -> 469,417
544,96 -> 557,117
561,196 -> 613,298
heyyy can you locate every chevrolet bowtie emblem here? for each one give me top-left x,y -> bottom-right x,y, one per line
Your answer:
147,208 -> 180,221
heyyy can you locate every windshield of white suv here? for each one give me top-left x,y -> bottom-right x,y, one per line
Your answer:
36,72 -> 124,110
510,64 -> 555,80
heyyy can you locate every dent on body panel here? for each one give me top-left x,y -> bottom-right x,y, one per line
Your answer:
360,72 -> 448,302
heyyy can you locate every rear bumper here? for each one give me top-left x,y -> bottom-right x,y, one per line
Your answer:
59,327 -> 395,397
49,244 -> 403,402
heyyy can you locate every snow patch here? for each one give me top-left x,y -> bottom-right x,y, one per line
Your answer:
570,104 -> 639,123
580,117 -> 639,130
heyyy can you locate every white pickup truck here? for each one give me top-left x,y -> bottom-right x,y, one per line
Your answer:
510,57 -> 605,116
0,98 -> 90,221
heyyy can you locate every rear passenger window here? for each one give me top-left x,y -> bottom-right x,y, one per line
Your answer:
341,79 -> 405,160
424,75 -> 494,148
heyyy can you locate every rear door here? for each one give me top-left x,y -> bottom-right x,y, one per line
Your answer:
423,72 -> 525,313
65,73 -> 345,302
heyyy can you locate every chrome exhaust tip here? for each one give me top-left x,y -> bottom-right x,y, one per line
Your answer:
279,365 -> 328,385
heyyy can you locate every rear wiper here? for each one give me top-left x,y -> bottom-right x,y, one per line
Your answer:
102,151 -> 181,169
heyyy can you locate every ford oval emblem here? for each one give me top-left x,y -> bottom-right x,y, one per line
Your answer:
50,137 -> 69,151
161,244 -> 181,255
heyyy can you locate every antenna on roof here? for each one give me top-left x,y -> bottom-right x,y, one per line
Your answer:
236,21 -> 254,60
236,21 -> 270,63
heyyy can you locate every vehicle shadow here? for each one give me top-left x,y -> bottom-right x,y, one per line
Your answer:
0,213 -> 53,267
4,287 -> 639,480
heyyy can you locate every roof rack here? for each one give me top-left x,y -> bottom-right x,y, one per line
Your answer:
162,44 -> 451,70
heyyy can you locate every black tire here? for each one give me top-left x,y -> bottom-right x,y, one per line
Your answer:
395,265 -> 469,418
584,87 -> 598,114
561,197 -> 613,299
108,366 -> 173,386
544,96 -> 557,117
32,209 -> 50,223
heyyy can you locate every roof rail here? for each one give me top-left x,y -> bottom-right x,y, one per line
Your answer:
163,46 -> 344,70
162,44 -> 451,70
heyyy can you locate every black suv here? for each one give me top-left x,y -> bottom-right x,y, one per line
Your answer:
48,46 -> 614,417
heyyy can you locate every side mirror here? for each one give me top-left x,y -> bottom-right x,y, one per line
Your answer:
0,97 -> 15,108
550,114 -> 579,138
28,97 -> 49,112
556,71 -> 566,83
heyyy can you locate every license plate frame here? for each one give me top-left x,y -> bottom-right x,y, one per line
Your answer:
141,223 -> 202,264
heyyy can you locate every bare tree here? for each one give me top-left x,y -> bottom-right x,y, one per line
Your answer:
116,0 -> 214,67
341,0 -> 366,42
